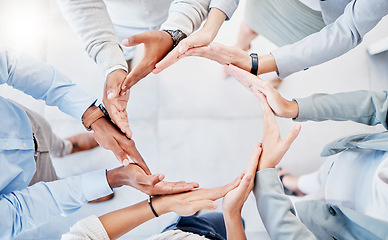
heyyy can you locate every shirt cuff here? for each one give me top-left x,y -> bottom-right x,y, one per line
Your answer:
292,97 -> 313,122
209,0 -> 239,20
105,65 -> 128,78
81,169 -> 113,201
270,47 -> 296,79
254,168 -> 284,196
95,43 -> 128,75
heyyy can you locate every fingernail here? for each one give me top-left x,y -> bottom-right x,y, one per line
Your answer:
295,125 -> 301,131
107,92 -> 114,100
178,46 -> 185,54
123,159 -> 130,166
122,39 -> 129,45
122,85 -> 127,90
212,202 -> 218,209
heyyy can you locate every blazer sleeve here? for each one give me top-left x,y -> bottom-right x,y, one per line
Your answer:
294,90 -> 388,129
253,168 -> 317,240
271,0 -> 388,79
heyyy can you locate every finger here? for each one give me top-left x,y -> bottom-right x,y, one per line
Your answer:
235,174 -> 253,194
257,92 -> 276,127
283,124 -> 302,150
118,138 -> 152,175
121,58 -> 153,91
153,181 -> 199,195
194,175 -> 243,201
109,140 -> 129,165
138,173 -> 164,186
122,32 -> 149,47
226,64 -> 260,90
188,200 -> 218,214
245,142 -> 262,175
153,47 -> 181,74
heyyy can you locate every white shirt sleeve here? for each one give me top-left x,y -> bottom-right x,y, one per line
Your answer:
62,215 -> 109,240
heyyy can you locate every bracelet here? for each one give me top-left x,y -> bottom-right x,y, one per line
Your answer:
148,196 -> 159,218
250,53 -> 259,75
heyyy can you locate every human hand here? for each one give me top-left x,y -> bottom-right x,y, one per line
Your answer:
182,42 -> 252,72
256,92 -> 301,170
120,30 -> 173,92
88,111 -> 151,174
103,69 -> 132,138
154,175 -> 243,216
107,163 -> 199,195
223,143 -> 262,215
153,8 -> 227,74
225,64 -> 299,118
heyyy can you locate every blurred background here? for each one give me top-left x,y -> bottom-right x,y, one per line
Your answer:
0,0 -> 387,239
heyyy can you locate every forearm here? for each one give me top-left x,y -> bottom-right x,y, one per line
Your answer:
56,0 -> 127,74
294,90 -> 388,129
200,8 -> 227,40
253,169 -> 316,240
209,0 -> 240,20
271,0 -> 388,79
0,45 -> 96,120
161,0 -> 210,35
0,170 -> 112,239
224,211 -> 247,240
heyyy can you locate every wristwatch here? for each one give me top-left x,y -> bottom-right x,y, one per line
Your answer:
250,53 -> 259,75
162,29 -> 187,49
82,104 -> 110,131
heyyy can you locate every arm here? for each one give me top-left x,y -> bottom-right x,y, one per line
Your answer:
63,176 -> 242,240
55,0 -> 127,75
252,93 -> 315,239
270,0 -> 388,79
253,169 -> 317,240
294,91 -> 388,129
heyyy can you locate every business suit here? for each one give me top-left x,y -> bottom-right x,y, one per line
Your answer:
253,90 -> 388,239
271,0 -> 388,79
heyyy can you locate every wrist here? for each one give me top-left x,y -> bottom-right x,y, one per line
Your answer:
106,166 -> 125,189
151,196 -> 169,216
257,54 -> 278,75
287,100 -> 299,119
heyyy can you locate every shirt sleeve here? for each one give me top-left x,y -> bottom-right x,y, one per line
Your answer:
160,0 -> 210,36
55,0 -> 128,75
271,0 -> 388,79
209,0 -> 240,20
0,45 -> 96,120
293,90 -> 388,129
0,170 -> 113,239
253,168 -> 317,240
61,215 -> 110,240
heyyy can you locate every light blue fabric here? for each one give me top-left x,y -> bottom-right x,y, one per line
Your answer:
271,0 -> 388,79
294,90 -> 388,156
0,45 -> 113,239
210,0 -> 240,20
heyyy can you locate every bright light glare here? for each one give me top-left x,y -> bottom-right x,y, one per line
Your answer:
3,9 -> 47,51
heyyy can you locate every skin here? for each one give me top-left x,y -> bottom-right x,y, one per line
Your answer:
82,105 -> 151,174
96,175 -> 242,240
153,8 -> 227,74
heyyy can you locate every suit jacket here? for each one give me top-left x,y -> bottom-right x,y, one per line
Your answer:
253,90 -> 388,239
271,0 -> 388,79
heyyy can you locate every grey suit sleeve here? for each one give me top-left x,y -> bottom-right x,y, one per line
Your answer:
253,169 -> 317,240
271,0 -> 388,79
294,90 -> 388,129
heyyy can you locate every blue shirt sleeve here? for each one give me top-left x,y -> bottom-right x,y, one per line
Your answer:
209,0 -> 240,20
0,169 -> 113,239
0,44 -> 96,120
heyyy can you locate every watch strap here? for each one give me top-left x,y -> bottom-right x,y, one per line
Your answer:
163,29 -> 187,49
82,104 -> 107,131
250,53 -> 259,75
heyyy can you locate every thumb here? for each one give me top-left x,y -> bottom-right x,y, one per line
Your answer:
189,200 -> 218,213
177,39 -> 192,54
140,173 -> 164,186
283,124 -> 301,149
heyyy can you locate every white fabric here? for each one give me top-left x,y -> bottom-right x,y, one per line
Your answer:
298,148 -> 388,222
62,215 -> 109,240
299,0 -> 321,11
146,229 -> 210,240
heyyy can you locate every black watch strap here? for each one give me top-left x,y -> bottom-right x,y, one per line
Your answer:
250,53 -> 259,75
163,29 -> 187,49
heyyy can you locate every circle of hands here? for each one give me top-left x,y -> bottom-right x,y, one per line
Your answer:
98,29 -> 301,215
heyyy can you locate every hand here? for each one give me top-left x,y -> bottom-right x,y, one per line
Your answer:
120,30 -> 173,92
256,92 -> 301,170
155,175 -> 243,216
225,64 -> 299,118
88,111 -> 151,174
107,163 -> 199,195
153,8 -> 227,74
103,69 -> 132,138
223,143 -> 262,214
182,42 -> 252,72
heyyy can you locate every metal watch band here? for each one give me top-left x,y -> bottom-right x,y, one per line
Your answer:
162,29 -> 187,49
250,53 -> 259,75
82,104 -> 108,131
